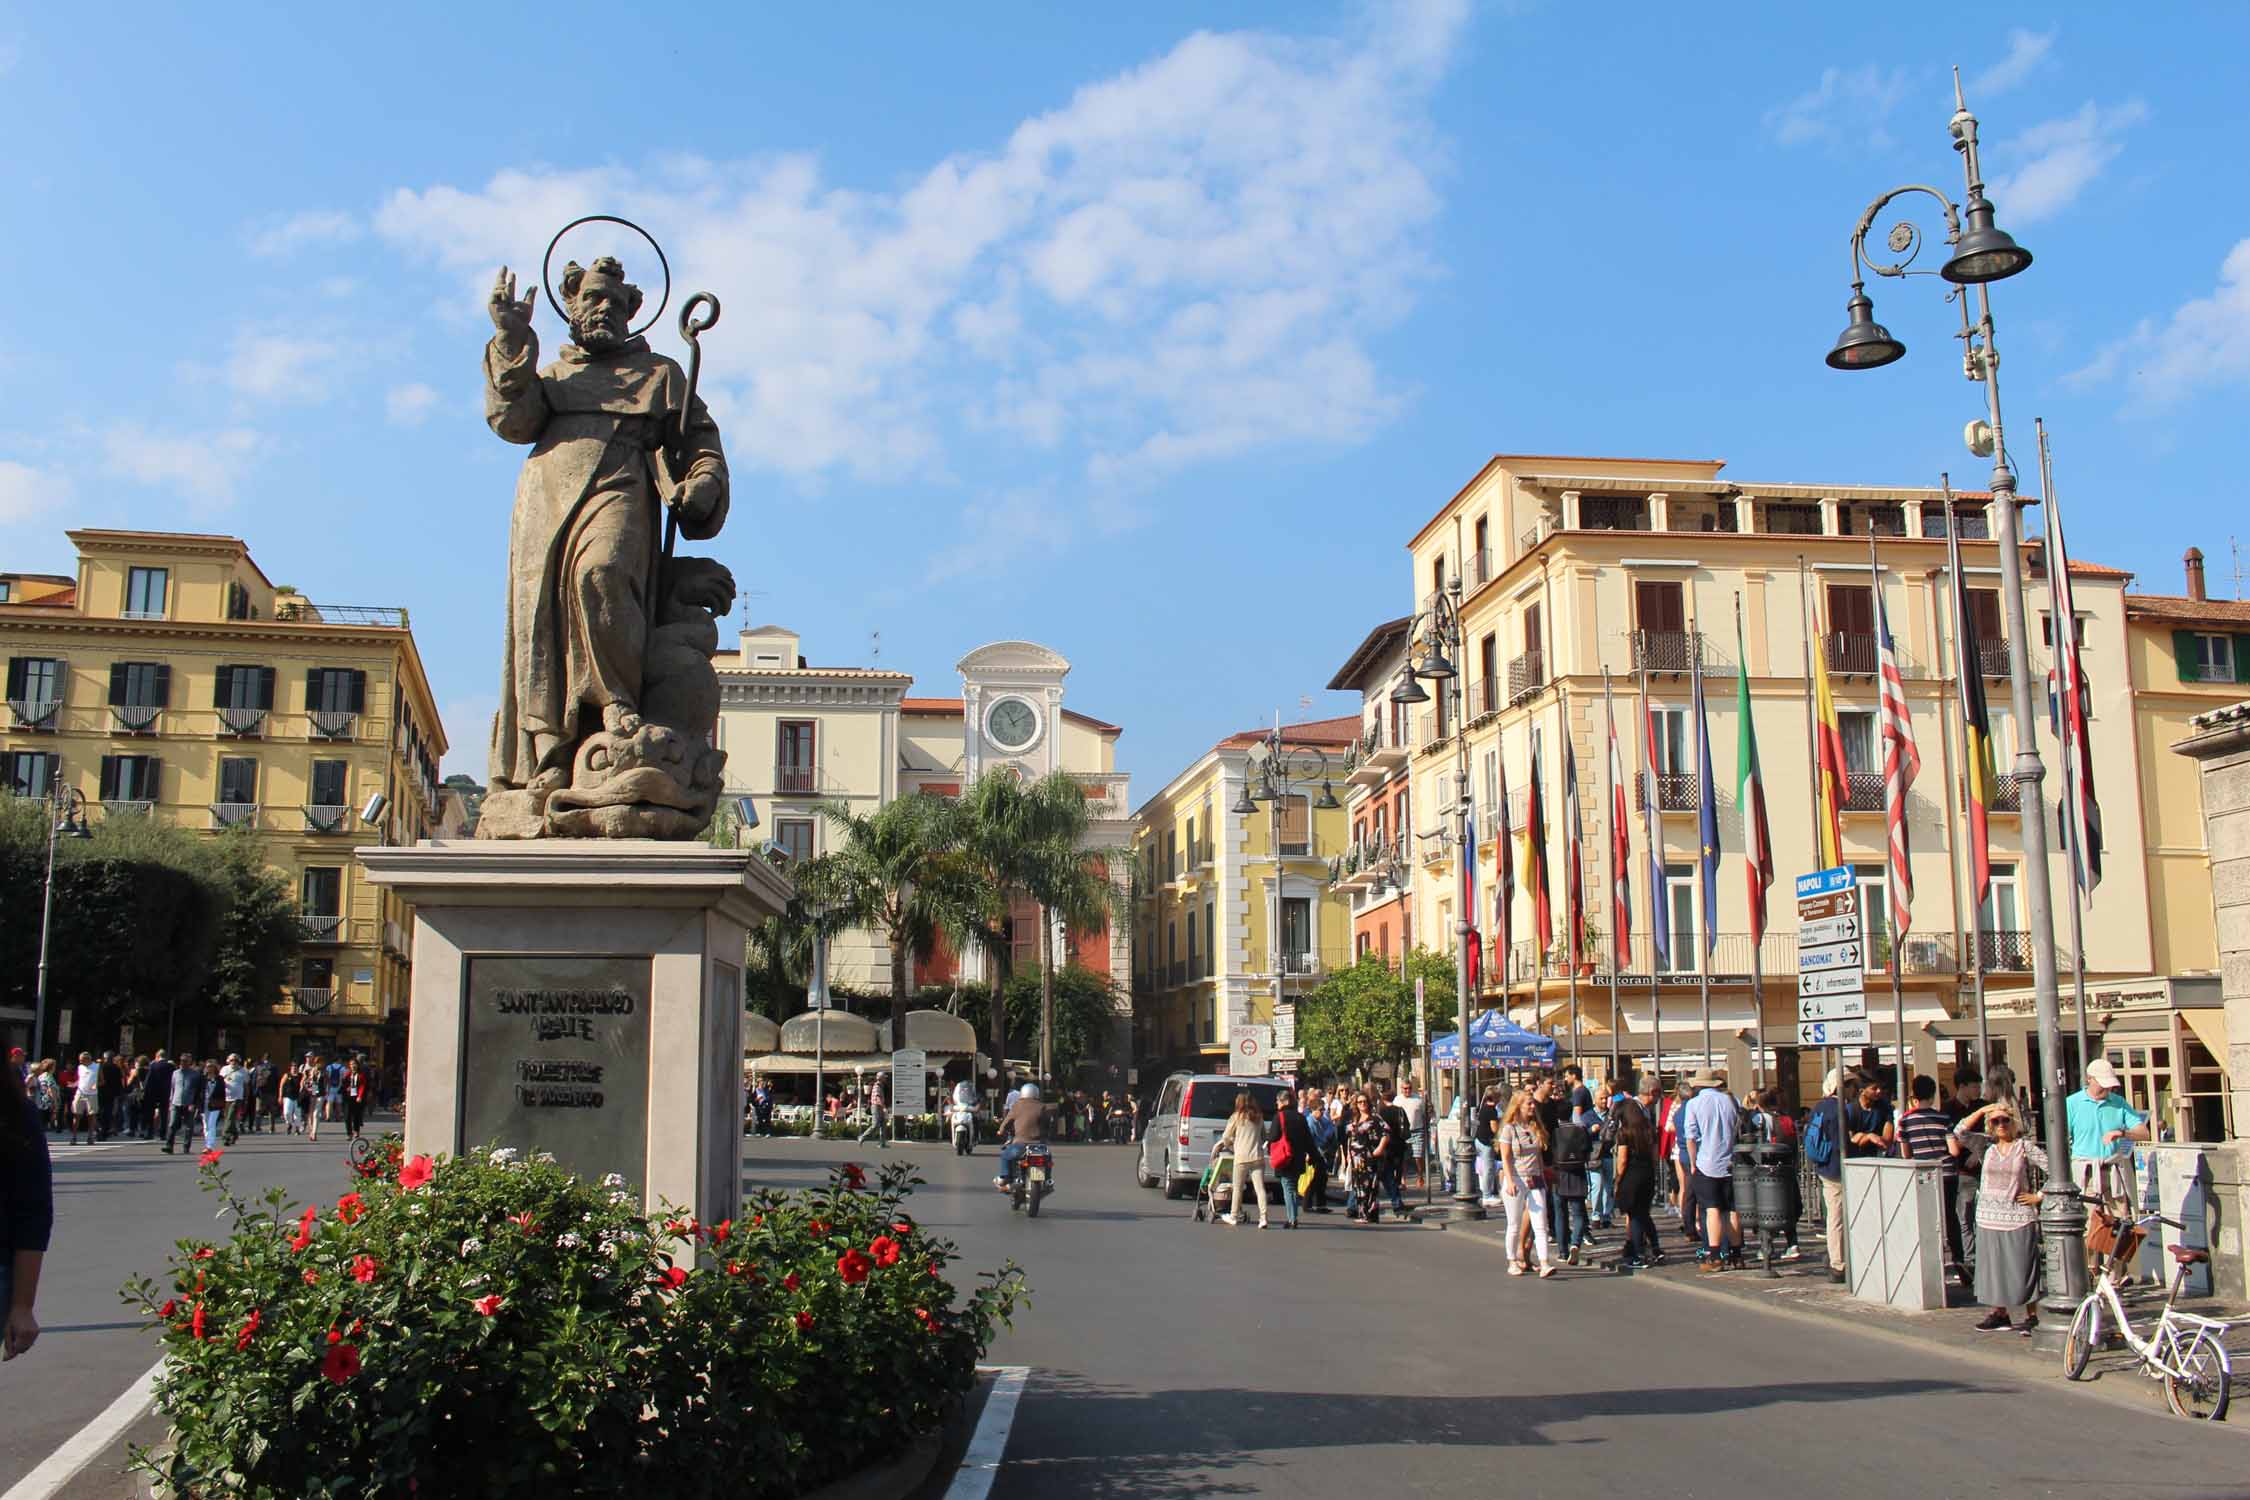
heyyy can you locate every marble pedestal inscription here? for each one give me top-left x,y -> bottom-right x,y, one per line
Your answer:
461,954 -> 651,1187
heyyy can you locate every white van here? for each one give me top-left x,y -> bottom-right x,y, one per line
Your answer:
1133,1072 -> 1292,1199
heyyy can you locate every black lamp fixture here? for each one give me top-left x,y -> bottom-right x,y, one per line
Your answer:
1941,193 -> 2033,284
1230,783 -> 1258,816
1826,288 -> 1906,370
1413,642 -> 1457,681
1315,780 -> 1341,810
1390,670 -> 1429,705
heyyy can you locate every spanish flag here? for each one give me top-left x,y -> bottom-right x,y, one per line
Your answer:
1524,726 -> 1552,956
1946,496 -> 1997,905
1810,603 -> 1849,869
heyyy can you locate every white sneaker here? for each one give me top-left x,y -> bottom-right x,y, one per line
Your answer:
1220,1213 -> 1239,1226
1778,1244 -> 1803,1262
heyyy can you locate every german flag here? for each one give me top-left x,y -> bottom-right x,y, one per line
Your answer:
1946,496 -> 1997,905
1810,602 -> 1848,869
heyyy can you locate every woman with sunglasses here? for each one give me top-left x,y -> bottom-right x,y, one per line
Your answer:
1954,1100 -> 2047,1336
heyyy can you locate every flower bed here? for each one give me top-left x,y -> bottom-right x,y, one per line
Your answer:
127,1148 -> 1024,1498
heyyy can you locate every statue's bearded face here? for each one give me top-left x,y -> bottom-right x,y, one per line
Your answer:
570,276 -> 633,351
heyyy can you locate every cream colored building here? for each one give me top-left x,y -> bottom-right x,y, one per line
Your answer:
1130,716 -> 1357,1073
711,635 -> 1131,999
1391,453 -> 2206,1112
1,529 -> 447,1065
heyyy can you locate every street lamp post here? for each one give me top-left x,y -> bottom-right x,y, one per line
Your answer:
32,784 -> 91,1059
1826,70 -> 2083,1339
1389,566 -> 1483,1218
1231,727 -> 1341,1095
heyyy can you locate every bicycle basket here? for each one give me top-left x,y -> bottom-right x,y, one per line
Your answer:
2087,1208 -> 2142,1265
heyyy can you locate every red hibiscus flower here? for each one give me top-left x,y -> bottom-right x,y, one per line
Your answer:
708,1218 -> 732,1244
782,1272 -> 801,1292
326,1329 -> 342,1345
927,1261 -> 942,1279
890,1218 -> 914,1235
726,1261 -> 744,1277
350,1254 -> 380,1284
473,1294 -> 504,1317
290,1207 -> 318,1253
836,1248 -> 872,1285
794,1310 -> 814,1332
507,1211 -> 537,1235
321,1342 -> 361,1384
663,1218 -> 687,1236
235,1308 -> 261,1351
198,1149 -> 223,1167
190,1303 -> 207,1341
191,1248 -> 216,1261
335,1193 -> 366,1224
868,1235 -> 902,1269
303,1270 -> 320,1285
913,1306 -> 937,1331
807,1220 -> 830,1238
656,1267 -> 687,1291
397,1155 -> 435,1191
158,1298 -> 178,1319
840,1163 -> 866,1189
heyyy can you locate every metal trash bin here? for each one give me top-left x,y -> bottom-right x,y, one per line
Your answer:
1733,1139 -> 1796,1276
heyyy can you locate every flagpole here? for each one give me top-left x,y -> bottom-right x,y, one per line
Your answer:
1867,528 -> 1907,1106
1604,668 -> 1624,1087
1736,593 -> 1766,1091
2039,419 -> 2093,1086
1692,615 -> 1713,1073
1642,657 -> 1663,1090
1564,688 -> 1582,1072
1943,478 -> 1993,1076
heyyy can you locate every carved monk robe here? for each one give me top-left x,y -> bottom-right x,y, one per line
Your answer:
483,330 -> 728,799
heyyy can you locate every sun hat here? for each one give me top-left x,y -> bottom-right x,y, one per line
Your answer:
1688,1069 -> 1726,1089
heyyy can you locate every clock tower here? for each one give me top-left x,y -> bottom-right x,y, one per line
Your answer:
957,640 -> 1071,782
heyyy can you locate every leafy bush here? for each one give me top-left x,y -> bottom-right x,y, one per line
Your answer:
127,1149 -> 1024,1498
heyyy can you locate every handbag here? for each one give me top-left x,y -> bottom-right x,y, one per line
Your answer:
1268,1135 -> 1291,1172
1298,1162 -> 1318,1196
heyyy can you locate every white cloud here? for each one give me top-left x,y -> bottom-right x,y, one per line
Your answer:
2068,238 -> 2250,406
223,331 -> 342,401
1763,64 -> 1912,149
386,382 -> 441,427
0,459 -> 69,524
1989,100 -> 2146,224
1973,29 -> 2054,96
371,0 -> 1463,528
102,424 -> 263,508
247,210 -> 361,258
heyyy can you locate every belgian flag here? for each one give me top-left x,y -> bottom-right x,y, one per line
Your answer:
1946,499 -> 1997,905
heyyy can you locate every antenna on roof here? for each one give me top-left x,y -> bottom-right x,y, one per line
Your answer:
871,629 -> 881,667
2234,537 -> 2243,602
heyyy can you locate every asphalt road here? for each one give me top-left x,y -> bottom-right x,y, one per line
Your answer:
0,1117 -> 379,1494
750,1136 -> 2250,1500
14,1124 -> 2247,1497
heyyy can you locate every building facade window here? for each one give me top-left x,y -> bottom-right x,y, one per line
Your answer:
311,759 -> 349,808
2,750 -> 59,798
99,754 -> 160,803
7,657 -> 64,716
125,567 -> 169,618
308,667 -> 367,714
775,720 -> 817,793
109,662 -> 170,713
774,817 -> 815,864
1853,863 -> 1890,967
1280,896 -> 1312,959
1278,794 -> 1310,856
1838,709 -> 1876,774
1661,863 -> 1696,974
2194,633 -> 2236,682
301,866 -> 343,917
217,756 -> 259,807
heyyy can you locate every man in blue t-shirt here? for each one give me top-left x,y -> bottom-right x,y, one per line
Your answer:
1680,1069 -> 1742,1270
2066,1057 -> 2148,1202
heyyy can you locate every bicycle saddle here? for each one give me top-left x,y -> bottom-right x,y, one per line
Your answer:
2169,1245 -> 2210,1264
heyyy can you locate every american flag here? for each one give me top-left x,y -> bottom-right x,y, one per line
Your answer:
1873,539 -> 1921,946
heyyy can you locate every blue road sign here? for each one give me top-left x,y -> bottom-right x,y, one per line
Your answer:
1794,866 -> 1852,899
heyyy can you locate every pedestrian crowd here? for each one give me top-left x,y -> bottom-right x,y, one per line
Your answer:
12,1046 -> 387,1155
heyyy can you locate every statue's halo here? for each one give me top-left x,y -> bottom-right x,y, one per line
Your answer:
542,214 -> 672,339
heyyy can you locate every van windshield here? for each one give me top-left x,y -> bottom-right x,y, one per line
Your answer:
1185,1082 -> 1286,1119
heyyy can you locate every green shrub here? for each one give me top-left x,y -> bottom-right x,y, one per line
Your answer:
126,1148 -> 1024,1498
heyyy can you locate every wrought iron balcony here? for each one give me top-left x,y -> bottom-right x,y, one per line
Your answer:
304,803 -> 351,833
301,913 -> 345,943
8,696 -> 60,732
1466,675 -> 1503,721
1633,773 -> 1700,812
775,764 -> 817,794
1841,770 -> 1885,812
217,706 -> 267,737
1976,638 -> 2010,679
104,799 -> 153,818
1825,632 -> 1877,676
1974,930 -> 2034,972
1466,546 -> 1494,590
291,987 -> 335,1015
210,801 -> 259,829
1988,772 -> 2024,813
111,704 -> 162,734
310,710 -> 358,741
1631,630 -> 1702,675
1507,650 -> 1546,703
1278,952 -> 1321,977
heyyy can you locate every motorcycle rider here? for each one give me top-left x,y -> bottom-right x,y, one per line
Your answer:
995,1083 -> 1050,1192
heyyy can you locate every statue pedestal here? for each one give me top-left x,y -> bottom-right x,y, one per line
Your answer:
360,841 -> 791,1245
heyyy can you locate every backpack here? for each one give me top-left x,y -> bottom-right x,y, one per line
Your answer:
1805,1102 -> 1838,1169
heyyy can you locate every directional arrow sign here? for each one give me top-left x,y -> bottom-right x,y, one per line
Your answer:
1800,942 -> 1863,972
1799,968 -> 1864,998
1795,866 -> 1853,899
1799,913 -> 1861,947
1797,992 -> 1869,1023
1798,1018 -> 1873,1047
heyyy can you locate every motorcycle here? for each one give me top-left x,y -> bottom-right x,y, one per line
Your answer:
1011,1143 -> 1054,1217
951,1102 -> 977,1156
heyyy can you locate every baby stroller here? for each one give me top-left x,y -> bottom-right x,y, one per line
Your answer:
1193,1149 -> 1238,1224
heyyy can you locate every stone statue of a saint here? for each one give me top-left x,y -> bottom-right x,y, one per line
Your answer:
476,255 -> 735,839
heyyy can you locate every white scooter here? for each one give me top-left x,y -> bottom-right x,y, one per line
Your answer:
950,1099 -> 977,1156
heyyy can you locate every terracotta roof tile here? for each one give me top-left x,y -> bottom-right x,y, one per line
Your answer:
2127,594 -> 2250,625
1213,713 -> 1362,751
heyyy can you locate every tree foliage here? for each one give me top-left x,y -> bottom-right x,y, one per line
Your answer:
944,964 -> 1120,1081
1295,947 -> 1457,1082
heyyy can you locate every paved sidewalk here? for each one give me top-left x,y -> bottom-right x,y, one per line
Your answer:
1448,1203 -> 2250,1419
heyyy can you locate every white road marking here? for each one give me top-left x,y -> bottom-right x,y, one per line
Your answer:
943,1364 -> 1029,1500
1,1358 -> 163,1500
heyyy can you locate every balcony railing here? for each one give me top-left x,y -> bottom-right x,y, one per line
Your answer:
291,988 -> 335,1015
1974,931 -> 2034,972
8,697 -> 60,732
1634,773 -> 1700,812
1976,638 -> 2010,678
211,801 -> 259,829
1825,632 -> 1876,676
1278,952 -> 1321,977
1989,773 -> 2024,813
305,803 -> 350,833
1466,675 -> 1502,721
301,913 -> 345,943
1841,770 -> 1885,812
1507,650 -> 1546,703
775,764 -> 817,794
1518,518 -> 1553,559
111,704 -> 162,735
217,706 -> 267,737
1758,502 -> 1824,536
1467,546 -> 1494,590
104,799 -> 153,818
1417,709 -> 1451,748
1498,930 -> 1802,986
1631,630 -> 1702,674
310,710 -> 358,741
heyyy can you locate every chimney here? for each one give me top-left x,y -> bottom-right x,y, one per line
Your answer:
2186,547 -> 2208,602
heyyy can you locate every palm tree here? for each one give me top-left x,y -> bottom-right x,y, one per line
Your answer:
955,770 -> 1128,1085
804,793 -> 983,1011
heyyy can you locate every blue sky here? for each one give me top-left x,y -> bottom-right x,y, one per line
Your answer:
2,3 -> 2245,788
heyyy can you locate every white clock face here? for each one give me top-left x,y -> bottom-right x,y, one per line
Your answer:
987,697 -> 1039,750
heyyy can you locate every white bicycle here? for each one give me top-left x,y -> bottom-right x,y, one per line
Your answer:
2063,1209 -> 2233,1420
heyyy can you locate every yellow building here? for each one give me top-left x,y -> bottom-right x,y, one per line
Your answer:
1389,453 -> 2220,1120
1,529 -> 447,1067
1130,717 -> 1357,1074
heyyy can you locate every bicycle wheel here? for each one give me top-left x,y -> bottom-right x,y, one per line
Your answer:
2063,1298 -> 2099,1381
2164,1330 -> 2232,1421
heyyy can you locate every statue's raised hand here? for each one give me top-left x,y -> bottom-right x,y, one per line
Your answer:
488,267 -> 538,339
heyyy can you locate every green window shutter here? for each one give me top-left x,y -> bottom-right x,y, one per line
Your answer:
258,666 -> 277,710
108,663 -> 127,705
2235,635 -> 2250,685
213,664 -> 234,707
349,670 -> 367,713
100,755 -> 120,800
2174,631 -> 2201,683
306,667 -> 323,711
152,664 -> 170,706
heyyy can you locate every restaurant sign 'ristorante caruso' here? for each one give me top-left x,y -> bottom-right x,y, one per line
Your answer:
461,955 -> 652,1186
